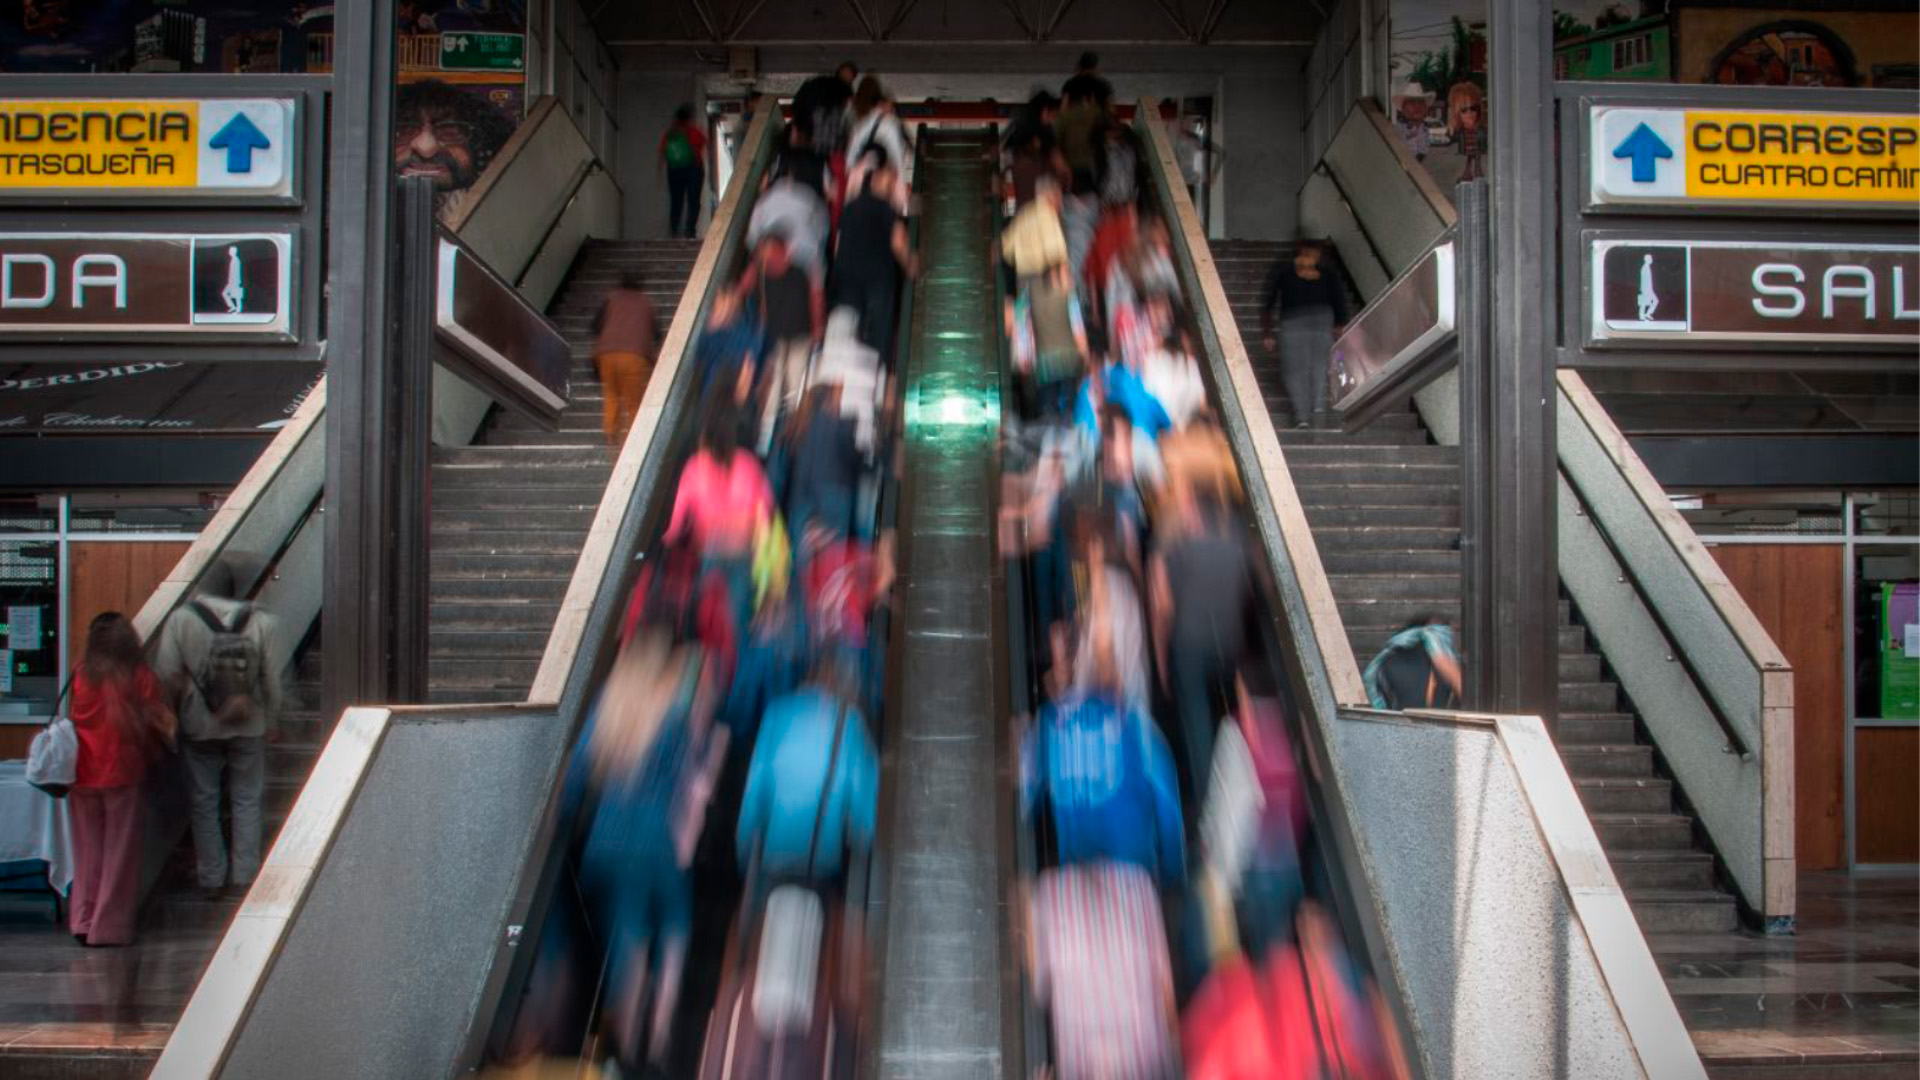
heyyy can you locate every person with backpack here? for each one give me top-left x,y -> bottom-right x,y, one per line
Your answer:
1362,614 -> 1463,711
843,77 -> 910,215
152,558 -> 282,901
591,271 -> 660,447
658,103 -> 709,238
69,612 -> 174,946
735,655 -> 878,888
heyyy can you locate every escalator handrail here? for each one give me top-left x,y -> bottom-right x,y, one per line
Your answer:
151,105 -> 783,1080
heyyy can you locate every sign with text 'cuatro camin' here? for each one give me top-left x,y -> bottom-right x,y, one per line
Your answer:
1588,105 -> 1919,213
1587,239 -> 1918,349
0,98 -> 296,200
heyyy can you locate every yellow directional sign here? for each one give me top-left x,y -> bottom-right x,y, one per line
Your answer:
1589,105 -> 1919,213
0,98 -> 295,199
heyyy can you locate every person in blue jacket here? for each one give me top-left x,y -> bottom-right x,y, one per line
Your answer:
1022,686 -> 1187,888
735,656 -> 879,890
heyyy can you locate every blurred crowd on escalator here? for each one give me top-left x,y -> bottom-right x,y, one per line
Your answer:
998,52 -> 1411,1080
498,62 -> 912,1080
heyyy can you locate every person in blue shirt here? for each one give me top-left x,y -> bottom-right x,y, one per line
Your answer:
560,633 -> 726,1076
735,657 -> 880,889
1022,687 -> 1187,888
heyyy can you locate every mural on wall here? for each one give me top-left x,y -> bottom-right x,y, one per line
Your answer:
1389,0 -> 1918,187
0,0 -> 526,209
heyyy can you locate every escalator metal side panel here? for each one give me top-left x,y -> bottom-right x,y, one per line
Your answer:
872,132 -> 1009,1080
191,110 -> 782,1080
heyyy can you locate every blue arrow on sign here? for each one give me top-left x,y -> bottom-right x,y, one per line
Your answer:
1612,122 -> 1673,183
208,112 -> 271,174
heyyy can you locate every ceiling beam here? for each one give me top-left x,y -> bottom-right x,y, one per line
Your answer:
1146,0 -> 1198,44
880,0 -> 928,42
840,0 -> 880,41
1198,0 -> 1232,44
991,0 -> 1041,43
1038,0 -> 1081,42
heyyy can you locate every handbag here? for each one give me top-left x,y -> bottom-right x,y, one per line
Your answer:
26,672 -> 79,798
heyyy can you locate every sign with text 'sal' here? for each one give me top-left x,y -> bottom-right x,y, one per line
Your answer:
0,232 -> 293,341
0,98 -> 296,200
1588,105 -> 1919,213
1587,239 -> 1918,348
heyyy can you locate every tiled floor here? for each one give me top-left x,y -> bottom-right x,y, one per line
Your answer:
1651,871 -> 1919,1078
0,892 -> 226,1078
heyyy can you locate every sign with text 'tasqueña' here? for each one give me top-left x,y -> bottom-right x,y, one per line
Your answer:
0,98 -> 296,200
1589,105 -> 1919,213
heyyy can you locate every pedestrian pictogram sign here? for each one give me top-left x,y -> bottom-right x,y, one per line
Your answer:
0,98 -> 295,200
1588,105 -> 1919,213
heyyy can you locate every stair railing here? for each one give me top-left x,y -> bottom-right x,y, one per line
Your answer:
1138,98 -> 1706,1080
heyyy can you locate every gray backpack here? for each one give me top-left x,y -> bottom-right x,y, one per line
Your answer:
190,601 -> 266,722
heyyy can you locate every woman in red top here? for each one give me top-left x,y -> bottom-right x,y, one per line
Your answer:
69,611 -> 173,946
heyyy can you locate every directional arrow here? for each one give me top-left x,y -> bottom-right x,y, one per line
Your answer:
1612,121 -> 1672,184
209,112 -> 271,174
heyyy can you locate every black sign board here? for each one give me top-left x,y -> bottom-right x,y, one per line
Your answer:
1587,239 -> 1918,349
0,231 -> 292,341
434,235 -> 570,425
0,360 -> 317,433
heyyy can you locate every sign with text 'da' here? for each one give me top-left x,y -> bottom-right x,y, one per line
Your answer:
0,98 -> 297,201
0,232 -> 292,341
1588,105 -> 1919,214
1587,239 -> 1918,349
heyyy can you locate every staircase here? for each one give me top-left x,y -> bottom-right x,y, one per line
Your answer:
159,239 -> 701,923
1214,236 -> 1737,935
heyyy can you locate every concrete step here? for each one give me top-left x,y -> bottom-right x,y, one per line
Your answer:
432,485 -> 609,510
429,655 -> 541,688
1289,462 -> 1460,488
426,685 -> 529,705
1275,427 -> 1429,447
1309,526 -> 1459,551
1321,550 -> 1460,576
433,600 -> 563,629
1299,484 -> 1461,508
1303,505 -> 1462,529
1560,743 -> 1655,779
434,508 -> 598,534
1605,849 -> 1714,891
431,549 -> 581,578
1593,813 -> 1695,851
1561,680 -> 1619,712
481,427 -> 614,447
431,463 -> 613,488
1556,711 -> 1636,745
431,576 -> 575,603
1327,573 -> 1460,601
1627,890 -> 1739,934
1336,599 -> 1461,633
430,628 -> 554,655
1575,777 -> 1674,814
1559,653 -> 1604,682
1281,444 -> 1459,466
1559,624 -> 1587,655
433,445 -> 613,468
430,529 -> 590,555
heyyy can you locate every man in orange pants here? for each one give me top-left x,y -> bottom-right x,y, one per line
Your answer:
593,273 -> 659,446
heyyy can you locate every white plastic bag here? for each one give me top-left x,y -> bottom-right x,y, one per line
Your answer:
26,715 -> 77,797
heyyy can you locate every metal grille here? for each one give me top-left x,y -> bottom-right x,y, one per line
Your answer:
0,541 -> 56,587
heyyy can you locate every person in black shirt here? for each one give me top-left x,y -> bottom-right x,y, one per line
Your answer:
767,122 -> 832,203
831,149 -> 916,367
1061,50 -> 1113,109
1259,239 -> 1349,427
744,235 -> 823,451
791,61 -> 858,154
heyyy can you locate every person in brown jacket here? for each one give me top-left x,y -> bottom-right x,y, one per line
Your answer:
593,273 -> 660,446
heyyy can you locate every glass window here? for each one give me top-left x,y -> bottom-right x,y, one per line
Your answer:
0,539 -> 61,717
1855,542 -> 1920,721
0,496 -> 56,535
1854,491 -> 1919,538
1613,34 -> 1651,70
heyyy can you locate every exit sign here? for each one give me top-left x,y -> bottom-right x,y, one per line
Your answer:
439,33 -> 524,72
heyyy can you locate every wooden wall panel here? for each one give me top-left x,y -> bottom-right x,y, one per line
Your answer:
1855,727 -> 1918,865
67,542 -> 192,673
1710,543 -> 1847,871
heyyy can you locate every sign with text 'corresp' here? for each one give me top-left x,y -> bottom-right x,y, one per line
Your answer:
1588,105 -> 1920,213
1587,239 -> 1918,348
0,98 -> 297,201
